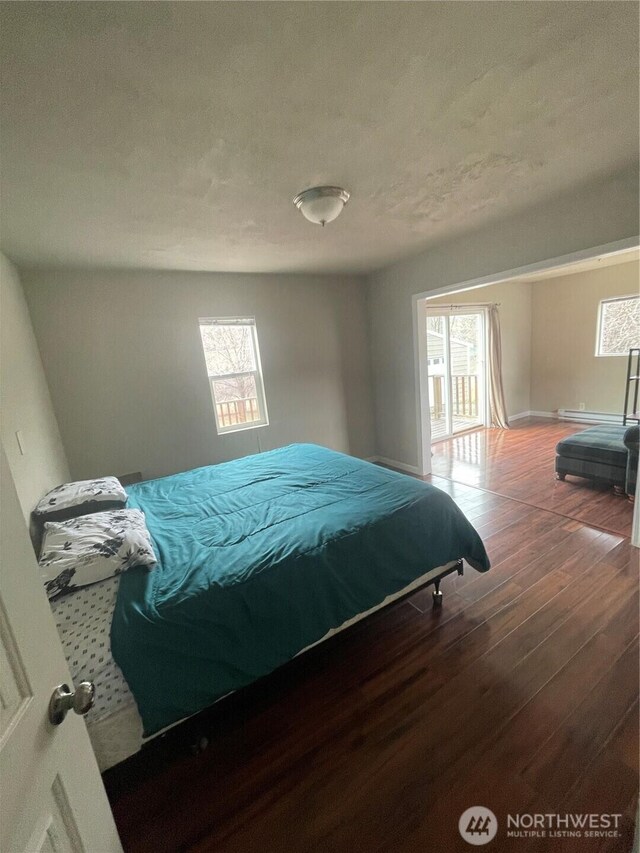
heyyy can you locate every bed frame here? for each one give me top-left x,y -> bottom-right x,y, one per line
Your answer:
427,558 -> 464,608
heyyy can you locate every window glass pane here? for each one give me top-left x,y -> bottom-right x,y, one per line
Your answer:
199,324 -> 257,376
426,315 -> 444,362
599,297 -> 640,355
198,317 -> 267,434
211,374 -> 262,427
449,314 -> 481,375
426,315 -> 443,335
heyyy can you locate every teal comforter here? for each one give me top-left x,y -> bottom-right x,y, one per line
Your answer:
112,444 -> 489,735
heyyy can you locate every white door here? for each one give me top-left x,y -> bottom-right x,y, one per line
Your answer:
0,447 -> 123,853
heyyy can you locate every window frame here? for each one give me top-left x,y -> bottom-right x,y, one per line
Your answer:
595,294 -> 640,357
198,316 -> 269,435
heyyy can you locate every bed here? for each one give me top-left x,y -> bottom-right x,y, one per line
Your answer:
50,444 -> 490,770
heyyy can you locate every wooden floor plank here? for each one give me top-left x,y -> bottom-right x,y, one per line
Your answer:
470,593 -> 639,782
522,638 -> 639,802
430,417 -> 634,536
456,516 -> 576,600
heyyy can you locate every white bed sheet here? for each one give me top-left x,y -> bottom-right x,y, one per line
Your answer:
51,575 -> 135,722
50,560 -> 459,771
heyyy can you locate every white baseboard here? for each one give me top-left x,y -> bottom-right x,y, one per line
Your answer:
508,410 -> 557,420
370,455 -> 422,476
529,410 -> 557,419
507,409 -> 623,425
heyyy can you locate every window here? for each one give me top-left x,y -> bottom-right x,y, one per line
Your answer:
199,317 -> 268,434
596,295 -> 640,356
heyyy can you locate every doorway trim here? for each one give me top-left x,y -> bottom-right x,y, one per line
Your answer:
412,236 -> 639,477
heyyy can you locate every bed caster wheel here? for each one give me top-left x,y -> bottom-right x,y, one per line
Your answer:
190,735 -> 209,755
556,472 -> 566,481
457,562 -> 464,576
432,590 -> 443,609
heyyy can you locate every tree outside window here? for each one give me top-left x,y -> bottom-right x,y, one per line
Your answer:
596,296 -> 640,356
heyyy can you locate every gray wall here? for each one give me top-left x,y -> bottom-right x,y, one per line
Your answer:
368,164 -> 639,468
531,260 -> 639,414
22,269 -> 374,481
0,252 -> 70,519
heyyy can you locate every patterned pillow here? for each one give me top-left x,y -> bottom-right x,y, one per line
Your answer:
33,477 -> 127,521
39,509 -> 157,599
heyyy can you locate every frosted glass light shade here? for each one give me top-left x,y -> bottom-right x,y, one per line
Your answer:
293,186 -> 350,226
299,195 -> 343,225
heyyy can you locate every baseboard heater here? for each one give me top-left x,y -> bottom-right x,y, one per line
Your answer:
557,409 -> 624,426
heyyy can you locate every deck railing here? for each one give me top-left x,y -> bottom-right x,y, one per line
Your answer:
430,375 -> 478,419
216,397 -> 260,427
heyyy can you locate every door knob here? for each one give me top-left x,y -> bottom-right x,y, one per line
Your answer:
48,681 -> 95,726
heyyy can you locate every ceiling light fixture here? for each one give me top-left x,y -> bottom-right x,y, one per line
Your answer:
293,186 -> 350,226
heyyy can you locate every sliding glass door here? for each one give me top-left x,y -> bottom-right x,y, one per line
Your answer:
426,309 -> 486,441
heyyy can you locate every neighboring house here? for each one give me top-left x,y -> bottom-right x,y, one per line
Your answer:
425,330 -> 474,376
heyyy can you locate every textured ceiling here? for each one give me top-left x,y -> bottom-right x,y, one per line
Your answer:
0,2 -> 638,274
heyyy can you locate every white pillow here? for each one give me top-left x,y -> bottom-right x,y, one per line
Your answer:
34,477 -> 127,519
39,509 -> 157,599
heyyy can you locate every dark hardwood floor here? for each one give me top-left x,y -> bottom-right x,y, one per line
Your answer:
430,417 -> 634,537
106,424 -> 638,852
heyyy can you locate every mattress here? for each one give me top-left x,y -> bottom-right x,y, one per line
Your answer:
51,560 -> 460,771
